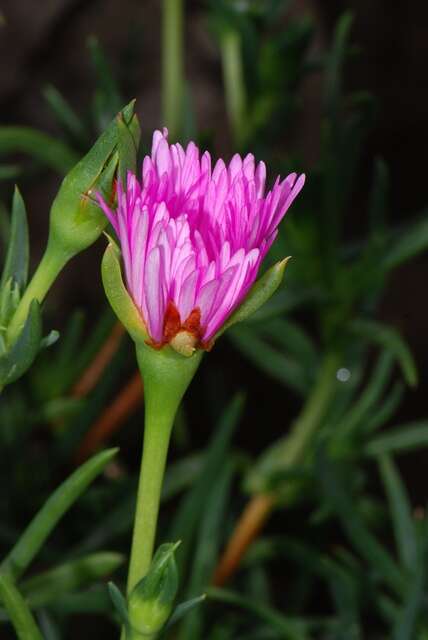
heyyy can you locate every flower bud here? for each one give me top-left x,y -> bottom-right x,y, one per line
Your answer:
47,100 -> 138,262
128,543 -> 179,636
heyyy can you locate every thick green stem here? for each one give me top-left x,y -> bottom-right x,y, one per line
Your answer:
126,343 -> 202,595
6,242 -> 68,345
220,29 -> 247,147
0,574 -> 43,640
126,400 -> 175,594
162,0 -> 184,140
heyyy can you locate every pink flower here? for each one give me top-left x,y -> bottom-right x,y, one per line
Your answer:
99,129 -> 305,351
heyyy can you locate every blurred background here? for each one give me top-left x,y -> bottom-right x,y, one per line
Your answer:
1,0 -> 427,469
1,1 -> 428,638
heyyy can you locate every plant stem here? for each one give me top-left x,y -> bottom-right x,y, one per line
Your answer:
213,352 -> 340,585
126,343 -> 202,594
126,400 -> 175,594
162,0 -> 184,140
6,243 -> 67,345
0,573 -> 43,640
220,28 -> 247,147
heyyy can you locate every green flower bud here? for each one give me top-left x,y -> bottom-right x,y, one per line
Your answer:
128,543 -> 179,637
5,102 -> 140,349
48,100 -> 138,262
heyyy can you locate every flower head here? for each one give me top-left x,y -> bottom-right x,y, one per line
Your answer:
99,129 -> 304,352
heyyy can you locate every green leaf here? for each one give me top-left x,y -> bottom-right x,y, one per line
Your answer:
0,299 -> 42,388
362,381 -> 404,435
19,552 -> 124,608
206,587 -> 310,639
161,453 -> 204,501
0,448 -> 118,581
0,126 -> 78,174
40,330 -> 60,350
88,36 -> 123,131
43,84 -> 88,144
392,521 -> 428,640
350,319 -> 417,387
317,450 -> 407,597
178,460 -> 234,639
229,325 -> 309,396
323,11 -> 354,115
381,213 -> 428,272
0,574 -> 43,640
37,611 -> 61,640
329,351 -> 394,452
218,258 -> 290,338
366,422 -> 428,457
0,164 -> 21,180
1,186 -> 29,291
378,455 -> 417,572
255,317 -> 319,376
169,394 -> 244,573
247,536 -> 361,632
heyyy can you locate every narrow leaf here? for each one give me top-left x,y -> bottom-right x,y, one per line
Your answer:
20,552 -> 125,608
0,299 -> 42,388
378,455 -> 417,571
1,186 -> 29,290
0,127 -> 78,173
1,448 -> 118,580
366,422 -> 428,456
350,319 -> 417,387
317,450 -> 407,597
0,574 -> 43,640
43,84 -> 88,144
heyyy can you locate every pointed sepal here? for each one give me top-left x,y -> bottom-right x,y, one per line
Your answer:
216,257 -> 291,339
101,238 -> 149,343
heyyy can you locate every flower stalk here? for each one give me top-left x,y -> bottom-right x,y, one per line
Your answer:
127,342 -> 203,594
6,241 -> 66,345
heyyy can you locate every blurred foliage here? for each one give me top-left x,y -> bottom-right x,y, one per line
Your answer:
0,1 -> 428,639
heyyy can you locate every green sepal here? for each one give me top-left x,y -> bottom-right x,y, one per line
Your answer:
0,299 -> 42,389
216,257 -> 291,339
1,186 -> 29,291
108,582 -> 131,630
118,112 -> 141,187
164,594 -> 207,631
101,238 -> 148,343
48,100 -> 136,261
128,543 -> 180,636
